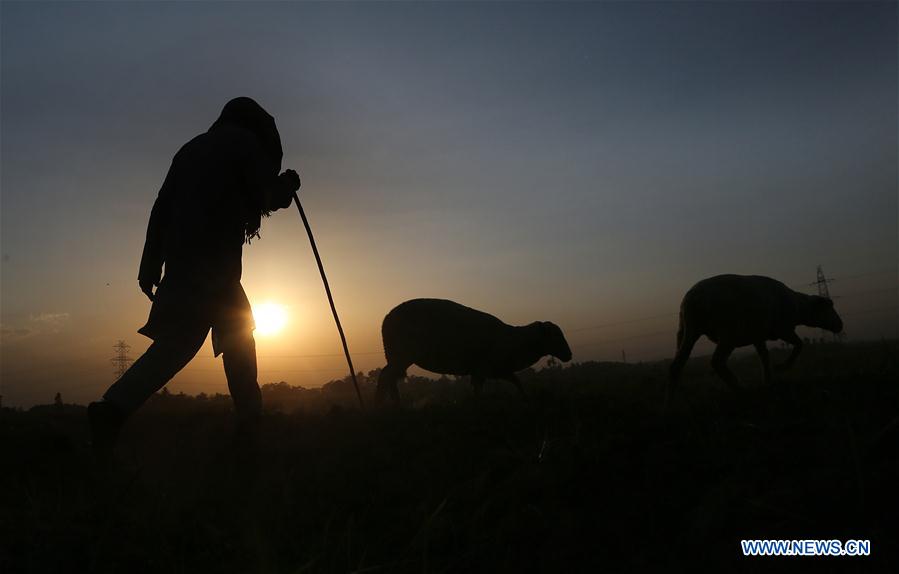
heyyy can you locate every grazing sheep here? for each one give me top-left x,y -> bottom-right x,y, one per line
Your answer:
668,274 -> 843,393
377,298 -> 573,402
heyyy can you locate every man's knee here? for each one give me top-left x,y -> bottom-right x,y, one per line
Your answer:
214,327 -> 255,358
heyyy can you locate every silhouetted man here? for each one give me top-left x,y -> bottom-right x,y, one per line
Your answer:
89,97 -> 300,455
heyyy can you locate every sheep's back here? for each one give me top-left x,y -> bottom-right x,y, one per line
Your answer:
682,275 -> 794,345
381,299 -> 508,374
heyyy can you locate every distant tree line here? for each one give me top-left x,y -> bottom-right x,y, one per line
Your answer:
6,339 -> 892,417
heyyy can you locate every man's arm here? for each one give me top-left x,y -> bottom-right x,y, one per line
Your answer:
137,165 -> 174,301
242,136 -> 300,214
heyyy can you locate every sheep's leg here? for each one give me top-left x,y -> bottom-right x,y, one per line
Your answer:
376,363 -> 406,403
754,341 -> 773,384
470,374 -> 485,396
667,329 -> 700,405
775,331 -> 803,372
502,373 -> 527,399
710,343 -> 739,389
669,331 -> 699,381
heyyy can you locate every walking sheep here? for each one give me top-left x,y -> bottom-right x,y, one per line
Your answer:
377,298 -> 573,402
668,274 -> 843,394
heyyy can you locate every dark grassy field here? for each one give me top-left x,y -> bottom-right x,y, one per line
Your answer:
2,340 -> 897,573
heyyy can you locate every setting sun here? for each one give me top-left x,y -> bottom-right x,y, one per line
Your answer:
252,302 -> 288,336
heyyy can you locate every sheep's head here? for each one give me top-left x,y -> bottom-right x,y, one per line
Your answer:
538,321 -> 572,362
805,296 -> 843,333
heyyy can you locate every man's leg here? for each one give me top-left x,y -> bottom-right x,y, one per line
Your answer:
214,283 -> 262,421
221,331 -> 262,421
103,330 -> 208,416
91,329 -> 208,455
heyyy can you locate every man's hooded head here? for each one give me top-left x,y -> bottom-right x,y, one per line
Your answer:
210,97 -> 284,241
210,97 -> 283,175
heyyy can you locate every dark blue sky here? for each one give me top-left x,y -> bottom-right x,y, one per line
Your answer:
1,1 -> 896,405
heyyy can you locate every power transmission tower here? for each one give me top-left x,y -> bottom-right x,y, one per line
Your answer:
810,265 -> 843,342
111,340 -> 133,379
813,264 -> 833,299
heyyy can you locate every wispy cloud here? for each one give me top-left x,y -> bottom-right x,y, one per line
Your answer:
0,324 -> 32,340
0,312 -> 70,344
29,312 -> 70,331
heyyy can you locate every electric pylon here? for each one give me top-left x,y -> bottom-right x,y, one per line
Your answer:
111,340 -> 133,379
811,265 -> 843,342
814,265 -> 833,299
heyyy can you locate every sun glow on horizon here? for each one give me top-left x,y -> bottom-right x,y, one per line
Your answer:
252,302 -> 288,336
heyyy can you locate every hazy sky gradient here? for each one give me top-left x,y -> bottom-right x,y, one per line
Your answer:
2,1 -> 896,406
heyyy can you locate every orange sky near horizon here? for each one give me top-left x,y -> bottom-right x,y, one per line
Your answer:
1,2 -> 896,407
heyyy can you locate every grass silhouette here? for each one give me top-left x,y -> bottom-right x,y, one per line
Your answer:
2,340 -> 897,572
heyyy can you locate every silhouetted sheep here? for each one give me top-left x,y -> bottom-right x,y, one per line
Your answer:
668,274 -> 843,394
377,299 -> 573,401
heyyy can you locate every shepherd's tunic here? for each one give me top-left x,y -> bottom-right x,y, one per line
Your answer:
136,99 -> 291,355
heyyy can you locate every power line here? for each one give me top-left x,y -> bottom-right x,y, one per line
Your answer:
571,329 -> 672,347
567,313 -> 678,333
179,366 -> 349,373
194,350 -> 384,360
828,269 -> 898,282
840,305 -> 899,317
838,286 -> 899,298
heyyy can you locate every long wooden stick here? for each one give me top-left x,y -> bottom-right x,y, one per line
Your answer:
292,191 -> 364,409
